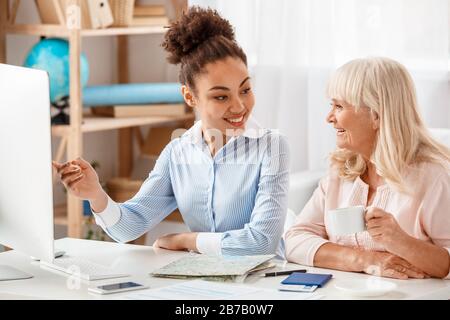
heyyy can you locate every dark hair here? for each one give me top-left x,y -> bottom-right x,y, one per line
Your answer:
162,6 -> 247,92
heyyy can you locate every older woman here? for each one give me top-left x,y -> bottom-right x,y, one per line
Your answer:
285,57 -> 450,279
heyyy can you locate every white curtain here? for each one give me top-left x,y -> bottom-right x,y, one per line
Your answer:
190,0 -> 450,172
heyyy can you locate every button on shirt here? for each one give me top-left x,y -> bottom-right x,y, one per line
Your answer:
94,117 -> 290,256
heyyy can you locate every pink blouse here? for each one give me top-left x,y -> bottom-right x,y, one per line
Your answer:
285,161 -> 450,279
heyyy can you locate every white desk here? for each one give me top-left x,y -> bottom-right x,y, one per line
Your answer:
0,238 -> 449,300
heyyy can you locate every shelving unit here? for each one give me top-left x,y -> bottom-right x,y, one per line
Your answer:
0,0 -> 190,239
5,24 -> 166,37
51,113 -> 194,136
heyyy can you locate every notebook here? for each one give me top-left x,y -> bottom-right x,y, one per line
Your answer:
281,272 -> 332,287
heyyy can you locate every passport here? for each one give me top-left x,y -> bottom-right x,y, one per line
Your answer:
281,272 -> 332,287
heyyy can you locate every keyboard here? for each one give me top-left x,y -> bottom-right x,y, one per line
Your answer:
40,256 -> 129,281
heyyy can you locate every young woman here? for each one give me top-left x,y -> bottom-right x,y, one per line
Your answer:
285,57 -> 450,279
53,7 -> 290,256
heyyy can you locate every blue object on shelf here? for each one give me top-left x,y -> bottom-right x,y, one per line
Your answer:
83,200 -> 92,216
24,38 -> 89,103
83,83 -> 184,107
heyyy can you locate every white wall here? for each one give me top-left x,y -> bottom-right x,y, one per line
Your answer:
6,0 -> 179,205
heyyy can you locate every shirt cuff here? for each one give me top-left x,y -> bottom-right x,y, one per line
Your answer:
196,232 -> 223,256
306,238 -> 330,266
92,196 -> 121,229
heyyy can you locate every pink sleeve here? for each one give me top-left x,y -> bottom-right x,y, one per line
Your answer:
285,176 -> 330,266
419,171 -> 450,279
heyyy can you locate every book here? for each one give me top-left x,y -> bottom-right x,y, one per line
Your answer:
91,104 -> 188,118
85,0 -> 114,29
35,0 -> 65,25
134,5 -> 166,17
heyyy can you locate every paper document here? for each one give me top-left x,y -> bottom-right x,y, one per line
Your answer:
124,280 -> 318,300
124,280 -> 260,300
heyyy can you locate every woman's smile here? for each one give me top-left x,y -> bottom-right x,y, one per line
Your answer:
223,112 -> 247,127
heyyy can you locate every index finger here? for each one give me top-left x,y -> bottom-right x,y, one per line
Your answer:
397,260 -> 425,275
393,260 -> 425,279
384,268 -> 408,280
52,161 -> 62,170
365,207 -> 385,221
52,161 -> 71,173
71,157 -> 90,170
403,268 -> 425,279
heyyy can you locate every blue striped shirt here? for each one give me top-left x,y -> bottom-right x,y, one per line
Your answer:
94,117 -> 290,256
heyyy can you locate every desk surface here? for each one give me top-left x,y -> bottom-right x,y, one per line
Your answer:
0,238 -> 449,300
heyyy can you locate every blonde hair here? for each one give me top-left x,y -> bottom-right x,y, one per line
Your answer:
326,57 -> 450,193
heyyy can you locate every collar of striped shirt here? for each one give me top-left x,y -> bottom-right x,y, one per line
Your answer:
183,116 -> 268,147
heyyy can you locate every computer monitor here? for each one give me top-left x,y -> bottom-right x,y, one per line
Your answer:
0,64 -> 54,280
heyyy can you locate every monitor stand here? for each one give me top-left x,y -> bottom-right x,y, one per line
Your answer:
0,265 -> 33,281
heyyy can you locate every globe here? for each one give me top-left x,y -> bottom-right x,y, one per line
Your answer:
24,38 -> 89,103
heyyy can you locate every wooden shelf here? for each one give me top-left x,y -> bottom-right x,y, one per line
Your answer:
51,113 -> 194,136
5,24 -> 166,37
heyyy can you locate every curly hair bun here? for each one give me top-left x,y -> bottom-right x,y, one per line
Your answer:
162,6 -> 236,64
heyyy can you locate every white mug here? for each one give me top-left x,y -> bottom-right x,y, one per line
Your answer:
327,205 -> 366,236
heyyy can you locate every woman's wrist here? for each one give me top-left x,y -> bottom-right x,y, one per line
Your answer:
351,249 -> 371,272
89,189 -> 108,213
184,232 -> 199,252
173,232 -> 199,252
383,231 -> 413,257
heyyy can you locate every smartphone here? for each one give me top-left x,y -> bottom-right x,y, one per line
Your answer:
88,281 -> 148,295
